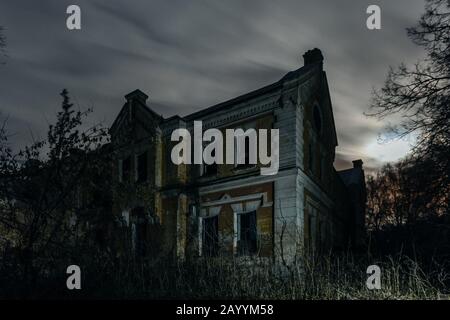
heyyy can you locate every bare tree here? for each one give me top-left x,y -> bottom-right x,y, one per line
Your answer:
0,89 -> 111,293
369,0 -> 449,213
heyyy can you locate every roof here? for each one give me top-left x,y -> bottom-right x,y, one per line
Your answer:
111,49 -> 339,141
183,64 -> 322,121
338,167 -> 364,186
110,98 -> 163,133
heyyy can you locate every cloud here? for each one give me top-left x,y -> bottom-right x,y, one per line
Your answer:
0,0 -> 427,170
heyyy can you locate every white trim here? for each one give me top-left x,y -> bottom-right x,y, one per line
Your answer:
209,206 -> 221,216
230,203 -> 242,213
246,200 -> 261,212
200,192 -> 272,208
197,168 -> 296,195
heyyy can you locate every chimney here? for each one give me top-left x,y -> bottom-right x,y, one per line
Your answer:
125,89 -> 148,104
303,48 -> 324,66
352,159 -> 363,169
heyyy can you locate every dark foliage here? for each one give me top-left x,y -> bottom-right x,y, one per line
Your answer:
0,89 -> 112,296
367,0 -> 449,278
369,0 -> 450,203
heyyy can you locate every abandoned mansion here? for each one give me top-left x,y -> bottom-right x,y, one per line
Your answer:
109,48 -> 366,263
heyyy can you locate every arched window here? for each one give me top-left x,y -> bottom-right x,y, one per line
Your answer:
313,105 -> 322,133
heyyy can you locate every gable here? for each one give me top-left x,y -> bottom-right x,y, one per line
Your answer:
110,100 -> 162,144
303,71 -> 338,148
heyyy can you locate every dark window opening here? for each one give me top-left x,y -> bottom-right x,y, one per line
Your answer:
202,215 -> 219,257
203,149 -> 217,176
137,152 -> 148,183
235,136 -> 255,169
308,143 -> 313,172
132,207 -> 148,257
238,211 -> 257,255
94,228 -> 106,248
122,156 -> 131,182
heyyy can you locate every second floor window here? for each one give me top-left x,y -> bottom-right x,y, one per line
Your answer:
136,152 -> 148,183
202,149 -> 218,176
234,122 -> 257,169
121,156 -> 131,182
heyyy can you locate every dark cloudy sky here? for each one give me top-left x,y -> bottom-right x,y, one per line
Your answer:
0,0 -> 427,172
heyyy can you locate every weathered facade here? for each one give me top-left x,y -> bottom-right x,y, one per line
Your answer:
109,48 -> 366,263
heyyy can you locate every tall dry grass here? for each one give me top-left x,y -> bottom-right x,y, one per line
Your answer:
77,252 -> 448,300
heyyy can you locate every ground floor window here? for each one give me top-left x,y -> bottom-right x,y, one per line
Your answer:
131,207 -> 148,257
237,211 -> 257,255
202,215 -> 219,257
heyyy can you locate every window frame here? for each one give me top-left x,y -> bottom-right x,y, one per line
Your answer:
201,215 -> 219,257
236,210 -> 257,256
136,151 -> 148,183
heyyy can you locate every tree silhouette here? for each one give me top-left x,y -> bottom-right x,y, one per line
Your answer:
369,0 -> 449,214
0,89 -> 111,294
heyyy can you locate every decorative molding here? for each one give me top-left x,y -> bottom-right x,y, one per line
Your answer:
230,203 -> 242,212
198,170 -> 295,195
200,192 -> 272,210
245,200 -> 261,212
209,206 -> 221,216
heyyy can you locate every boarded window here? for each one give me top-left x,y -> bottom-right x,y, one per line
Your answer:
238,211 -> 257,255
137,152 -> 148,183
202,215 -> 219,256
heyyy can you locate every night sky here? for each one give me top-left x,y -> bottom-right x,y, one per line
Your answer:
0,0 -> 427,172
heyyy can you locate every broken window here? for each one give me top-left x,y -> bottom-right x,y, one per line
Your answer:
136,151 -> 148,183
202,215 -> 219,257
237,211 -> 257,255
